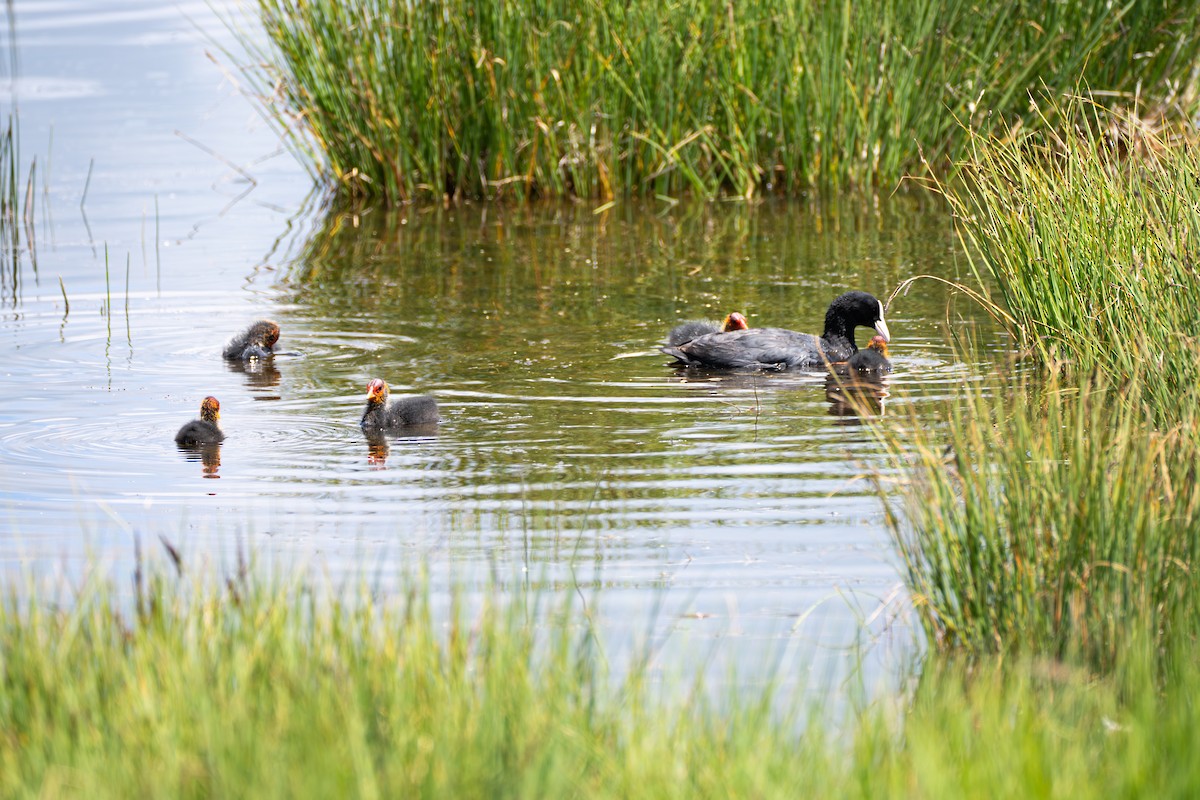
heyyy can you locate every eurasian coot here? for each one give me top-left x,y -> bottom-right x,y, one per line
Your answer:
843,335 -> 891,374
662,291 -> 889,370
223,320 -> 280,360
666,312 -> 749,347
175,396 -> 225,445
360,378 -> 440,432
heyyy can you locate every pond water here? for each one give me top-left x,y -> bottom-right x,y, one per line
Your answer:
1,3 -> 1005,692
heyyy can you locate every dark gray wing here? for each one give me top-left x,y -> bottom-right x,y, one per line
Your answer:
665,328 -> 827,369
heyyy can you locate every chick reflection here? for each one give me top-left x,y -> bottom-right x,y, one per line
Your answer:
363,424 -> 440,466
225,356 -> 282,395
176,442 -> 222,478
365,431 -> 390,466
825,374 -> 889,422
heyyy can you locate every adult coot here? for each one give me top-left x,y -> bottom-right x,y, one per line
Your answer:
360,378 -> 440,432
666,312 -> 749,347
842,335 -> 891,374
175,396 -> 225,445
223,320 -> 280,360
662,291 -> 889,370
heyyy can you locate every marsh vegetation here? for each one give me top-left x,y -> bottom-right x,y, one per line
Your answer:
231,0 -> 1200,203
5,0 -> 1200,794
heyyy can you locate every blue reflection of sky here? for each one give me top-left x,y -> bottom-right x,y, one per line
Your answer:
4,0 -> 313,299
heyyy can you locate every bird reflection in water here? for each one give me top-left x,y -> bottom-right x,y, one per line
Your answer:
366,432 -> 390,466
176,442 -> 222,478
364,424 -> 440,466
824,374 -> 889,422
225,356 -> 282,396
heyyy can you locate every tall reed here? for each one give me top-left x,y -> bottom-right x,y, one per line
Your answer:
1,113 -> 37,278
226,0 -> 1200,204
945,100 -> 1200,414
880,376 -> 1200,671
875,102 -> 1200,670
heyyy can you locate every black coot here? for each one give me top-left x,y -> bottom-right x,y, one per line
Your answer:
223,320 -> 280,360
175,396 -> 225,445
662,291 -> 889,370
360,378 -> 440,432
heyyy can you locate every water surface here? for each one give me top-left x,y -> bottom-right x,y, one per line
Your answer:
0,2 -> 1006,692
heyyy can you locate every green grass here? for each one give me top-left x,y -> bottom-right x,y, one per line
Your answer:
943,99 -> 1200,414
4,570 -> 1200,797
879,375 -> 1200,671
876,100 -> 1200,669
223,0 -> 1200,204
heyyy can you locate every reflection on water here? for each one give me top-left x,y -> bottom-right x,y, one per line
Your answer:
365,433 -> 390,466
0,0 -> 1011,697
824,375 -> 890,422
177,441 -> 222,478
225,355 -> 282,396
365,429 -> 440,467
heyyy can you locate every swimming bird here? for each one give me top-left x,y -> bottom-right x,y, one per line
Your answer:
175,396 -> 225,445
223,320 -> 280,360
666,312 -> 749,347
841,335 -> 891,375
662,291 -> 889,370
360,378 -> 440,432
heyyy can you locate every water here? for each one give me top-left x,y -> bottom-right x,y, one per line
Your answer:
1,2 -> 1005,693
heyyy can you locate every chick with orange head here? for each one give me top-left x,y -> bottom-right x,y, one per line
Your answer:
175,396 -> 225,445
360,378 -> 440,432
665,310 -> 749,347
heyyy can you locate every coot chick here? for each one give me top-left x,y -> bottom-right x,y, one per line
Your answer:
666,312 -> 749,347
843,335 -> 891,374
175,396 -> 225,445
360,378 -> 440,432
223,320 -> 280,360
662,291 -> 890,370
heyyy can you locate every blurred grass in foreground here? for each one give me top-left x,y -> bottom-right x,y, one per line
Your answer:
3,571 -> 1200,797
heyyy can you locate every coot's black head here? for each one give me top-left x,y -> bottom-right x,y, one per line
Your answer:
824,291 -> 890,343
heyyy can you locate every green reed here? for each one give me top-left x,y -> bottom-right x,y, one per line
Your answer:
879,376 -> 1200,671
945,100 -> 1200,413
0,571 -> 823,798
0,113 -> 37,265
225,0 -> 1199,204
4,570 -> 1200,797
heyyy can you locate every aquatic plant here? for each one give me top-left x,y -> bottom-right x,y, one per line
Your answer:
944,99 -> 1200,415
878,376 -> 1200,672
4,568 -> 1200,796
224,0 -> 1200,203
0,113 -> 38,286
0,568 -> 818,797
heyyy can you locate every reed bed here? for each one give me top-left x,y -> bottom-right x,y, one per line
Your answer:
3,572 -> 1200,797
945,101 -> 1200,414
880,376 -> 1200,671
880,101 -> 1200,669
226,0 -> 1199,204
